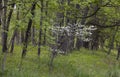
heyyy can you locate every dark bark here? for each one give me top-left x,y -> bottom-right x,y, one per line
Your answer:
1,0 -> 8,73
43,28 -> 46,45
81,7 -> 89,25
0,0 -> 2,26
0,0 -> 2,45
1,0 -> 8,53
76,6 -> 89,49
9,9 -> 20,53
10,29 -> 17,53
20,30 -> 24,44
58,35 -> 68,52
83,42 -> 89,48
75,2 -> 110,19
43,1 -> 48,45
49,50 -> 57,71
8,4 -> 18,53
76,38 -> 83,49
89,3 -> 101,50
22,2 -> 36,58
90,30 -> 99,50
108,26 -> 119,54
7,3 -> 15,30
38,0 -> 43,56
14,7 -> 20,44
31,25 -> 36,45
49,44 -> 58,71
1,2 -> 15,53
116,46 -> 120,60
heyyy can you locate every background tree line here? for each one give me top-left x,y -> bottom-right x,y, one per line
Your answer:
0,0 -> 120,74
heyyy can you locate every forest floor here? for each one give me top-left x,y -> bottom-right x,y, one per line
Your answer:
0,46 -> 120,77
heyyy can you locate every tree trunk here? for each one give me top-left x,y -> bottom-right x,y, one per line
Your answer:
0,0 -> 2,26
43,28 -> 46,45
38,0 -> 44,56
20,30 -> 24,44
31,25 -> 36,45
90,30 -> 99,50
43,1 -> 48,46
76,6 -> 89,49
1,3 -> 15,73
1,0 -> 8,53
8,4 -> 17,53
1,0 -> 8,73
0,0 -> 2,45
108,26 -> 119,54
10,29 -> 17,53
89,3 -> 100,50
22,2 -> 36,58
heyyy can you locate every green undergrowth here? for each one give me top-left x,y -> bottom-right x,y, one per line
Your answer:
0,46 -> 120,77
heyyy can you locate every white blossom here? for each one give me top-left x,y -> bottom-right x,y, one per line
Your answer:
51,22 -> 97,42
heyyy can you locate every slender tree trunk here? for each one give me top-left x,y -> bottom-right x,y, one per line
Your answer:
10,28 -> 17,53
108,26 -> 119,54
1,1 -> 15,53
1,0 -> 8,73
43,28 -> 46,45
0,0 -> 2,45
116,41 -> 120,60
38,0 -> 44,56
76,6 -> 89,49
20,30 -> 24,44
1,0 -> 8,53
31,25 -> 36,45
49,50 -> 56,71
89,3 -> 100,50
0,0 -> 2,26
14,8 -> 21,45
7,3 -> 15,30
43,1 -> 48,46
22,2 -> 36,58
8,4 -> 17,53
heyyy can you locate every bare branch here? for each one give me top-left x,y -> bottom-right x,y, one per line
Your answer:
75,2 -> 110,19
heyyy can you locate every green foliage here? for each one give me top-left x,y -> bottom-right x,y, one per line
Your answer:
0,46 -> 120,77
1,0 -> 120,76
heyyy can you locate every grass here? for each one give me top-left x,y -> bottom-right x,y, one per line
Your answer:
0,46 -> 120,77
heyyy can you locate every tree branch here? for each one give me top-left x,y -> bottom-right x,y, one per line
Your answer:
86,20 -> 120,28
75,2 -> 110,19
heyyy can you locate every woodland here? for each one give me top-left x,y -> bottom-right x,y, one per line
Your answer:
0,0 -> 120,77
